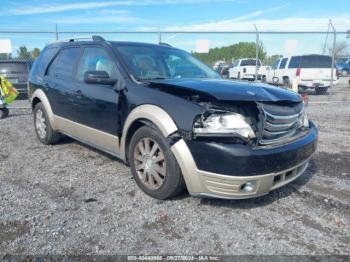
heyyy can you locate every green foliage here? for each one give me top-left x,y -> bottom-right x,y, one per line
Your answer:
16,46 -> 41,59
193,42 -> 266,65
17,46 -> 31,59
0,53 -> 12,60
262,54 -> 283,66
31,48 -> 41,59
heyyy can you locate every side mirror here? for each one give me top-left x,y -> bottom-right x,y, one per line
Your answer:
84,70 -> 117,85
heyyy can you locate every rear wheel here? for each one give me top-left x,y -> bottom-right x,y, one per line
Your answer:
283,77 -> 291,89
315,86 -> 328,95
237,72 -> 241,80
128,125 -> 185,199
0,108 -> 9,119
34,102 -> 61,144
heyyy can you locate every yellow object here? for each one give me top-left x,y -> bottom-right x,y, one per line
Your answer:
0,75 -> 18,105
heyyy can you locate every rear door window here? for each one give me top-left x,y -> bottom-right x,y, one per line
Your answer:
48,47 -> 81,79
279,58 -> 288,69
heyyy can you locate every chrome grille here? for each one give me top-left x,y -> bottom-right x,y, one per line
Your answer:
259,102 -> 304,145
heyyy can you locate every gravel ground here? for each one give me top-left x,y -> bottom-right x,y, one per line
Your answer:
0,79 -> 349,256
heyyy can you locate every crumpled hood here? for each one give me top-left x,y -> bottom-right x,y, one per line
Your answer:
148,78 -> 301,102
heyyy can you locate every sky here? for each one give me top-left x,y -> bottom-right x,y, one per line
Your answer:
0,0 -> 349,58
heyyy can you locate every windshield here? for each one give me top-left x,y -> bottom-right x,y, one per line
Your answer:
0,63 -> 28,74
115,45 -> 220,81
240,59 -> 261,66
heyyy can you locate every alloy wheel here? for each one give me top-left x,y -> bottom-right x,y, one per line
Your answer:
133,137 -> 166,190
35,109 -> 47,139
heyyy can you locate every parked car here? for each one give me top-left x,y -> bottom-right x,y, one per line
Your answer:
336,57 -> 350,76
28,36 -> 317,200
265,55 -> 339,95
213,60 -> 226,71
0,59 -> 33,98
228,58 -> 265,80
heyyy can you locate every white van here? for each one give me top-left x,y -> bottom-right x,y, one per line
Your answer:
265,55 -> 338,95
229,58 -> 265,80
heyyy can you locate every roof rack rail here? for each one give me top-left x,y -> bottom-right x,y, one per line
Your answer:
51,35 -> 105,43
159,42 -> 172,47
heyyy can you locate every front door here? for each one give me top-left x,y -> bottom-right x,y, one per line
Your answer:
72,46 -> 121,136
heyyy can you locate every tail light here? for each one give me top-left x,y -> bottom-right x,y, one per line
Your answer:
296,68 -> 301,77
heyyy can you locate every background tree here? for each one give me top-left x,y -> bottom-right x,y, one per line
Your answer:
31,48 -> 41,59
0,53 -> 12,60
16,46 -> 31,59
328,41 -> 349,59
193,42 -> 266,65
262,54 -> 283,66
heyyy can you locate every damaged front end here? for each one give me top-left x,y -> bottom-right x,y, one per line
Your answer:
189,98 -> 310,148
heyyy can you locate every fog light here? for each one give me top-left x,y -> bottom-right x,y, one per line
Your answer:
240,181 -> 257,193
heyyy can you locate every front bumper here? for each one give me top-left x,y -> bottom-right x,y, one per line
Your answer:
171,122 -> 317,199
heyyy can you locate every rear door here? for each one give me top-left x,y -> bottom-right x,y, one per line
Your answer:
72,45 -> 121,136
44,46 -> 82,121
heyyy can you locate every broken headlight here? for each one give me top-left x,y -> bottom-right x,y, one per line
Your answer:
193,112 -> 256,139
301,111 -> 309,128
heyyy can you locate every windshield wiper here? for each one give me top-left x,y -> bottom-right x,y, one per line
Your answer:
140,77 -> 167,81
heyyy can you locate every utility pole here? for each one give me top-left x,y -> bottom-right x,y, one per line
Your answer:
55,24 -> 59,40
329,21 -> 336,91
254,24 -> 259,82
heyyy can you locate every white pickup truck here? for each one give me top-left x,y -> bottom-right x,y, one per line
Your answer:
265,54 -> 339,95
228,58 -> 266,81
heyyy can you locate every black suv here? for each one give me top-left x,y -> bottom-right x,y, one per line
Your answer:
28,36 -> 317,200
0,59 -> 33,98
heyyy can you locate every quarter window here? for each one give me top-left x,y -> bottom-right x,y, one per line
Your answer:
48,47 -> 80,79
288,56 -> 301,68
279,58 -> 288,69
77,47 -> 118,81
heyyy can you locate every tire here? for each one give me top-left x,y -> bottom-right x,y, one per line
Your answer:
33,102 -> 61,144
283,77 -> 291,89
261,76 -> 266,83
315,86 -> 328,95
0,108 -> 9,119
237,72 -> 241,80
128,125 -> 186,199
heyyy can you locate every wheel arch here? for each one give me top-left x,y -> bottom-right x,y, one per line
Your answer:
30,89 -> 56,129
119,104 -> 178,162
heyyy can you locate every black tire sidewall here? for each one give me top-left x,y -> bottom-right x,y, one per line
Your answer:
33,103 -> 58,144
0,108 -> 9,119
128,125 -> 185,199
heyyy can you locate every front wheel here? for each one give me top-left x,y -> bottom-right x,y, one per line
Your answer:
128,125 -> 185,199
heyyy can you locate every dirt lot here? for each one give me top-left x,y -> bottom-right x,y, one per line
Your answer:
0,78 -> 349,255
